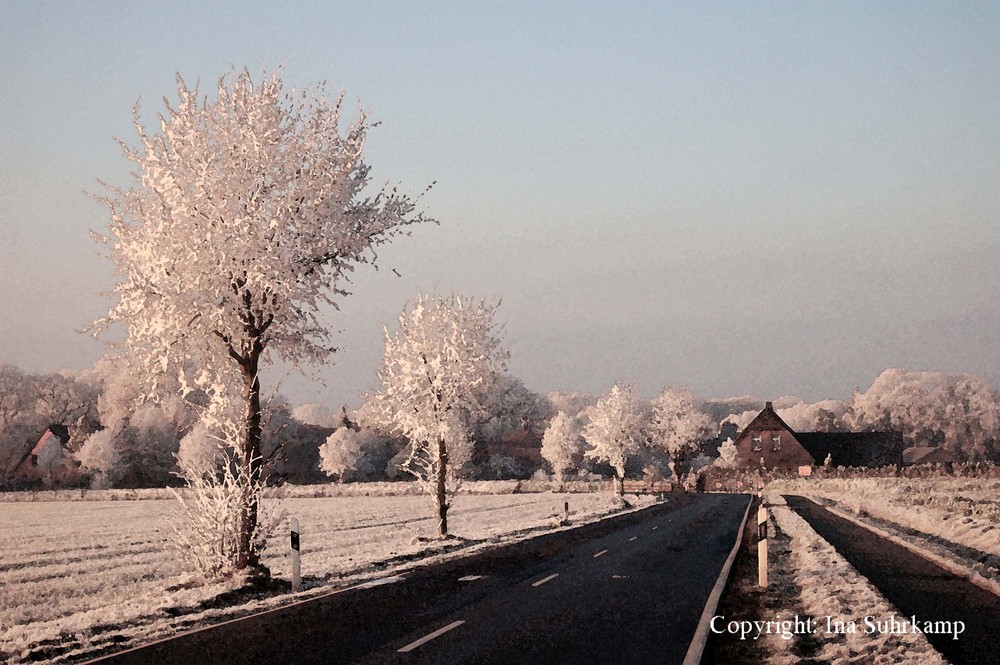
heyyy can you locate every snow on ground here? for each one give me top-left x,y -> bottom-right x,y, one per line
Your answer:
771,476 -> 1000,589
764,496 -> 946,665
0,484 -> 651,664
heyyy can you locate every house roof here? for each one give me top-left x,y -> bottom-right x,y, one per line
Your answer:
902,446 -> 957,465
797,431 -> 906,468
11,424 -> 71,472
736,402 -> 796,439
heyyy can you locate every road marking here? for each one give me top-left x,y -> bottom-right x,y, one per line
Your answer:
593,549 -> 608,558
357,575 -> 405,589
398,620 -> 465,653
458,575 -> 486,582
629,537 -> 638,542
652,526 -> 659,531
682,495 -> 753,665
532,573 -> 559,587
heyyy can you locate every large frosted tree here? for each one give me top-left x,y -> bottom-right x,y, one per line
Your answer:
650,387 -> 715,478
92,69 -> 430,573
366,294 -> 508,535
845,369 -> 1000,461
540,411 -> 584,483
583,382 -> 645,495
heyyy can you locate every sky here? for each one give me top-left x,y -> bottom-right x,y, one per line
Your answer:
1,1 -> 998,408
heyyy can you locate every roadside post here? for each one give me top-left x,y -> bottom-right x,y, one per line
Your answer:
564,501 -> 569,523
291,517 -> 301,593
757,493 -> 768,587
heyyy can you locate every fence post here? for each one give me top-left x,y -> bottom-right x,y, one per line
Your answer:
564,501 -> 569,522
757,494 -> 768,587
290,517 -> 301,593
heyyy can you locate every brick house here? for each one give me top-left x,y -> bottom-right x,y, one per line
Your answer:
734,402 -> 905,470
11,425 -> 74,485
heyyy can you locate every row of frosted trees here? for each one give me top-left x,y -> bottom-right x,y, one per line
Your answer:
47,67 -> 1000,580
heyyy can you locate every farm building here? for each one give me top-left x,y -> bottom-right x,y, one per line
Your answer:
902,446 -> 958,466
10,424 -> 76,485
733,402 -> 905,470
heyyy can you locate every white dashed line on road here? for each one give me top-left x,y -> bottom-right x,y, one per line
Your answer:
593,549 -> 608,558
458,575 -> 486,582
652,526 -> 659,531
532,573 -> 559,587
629,537 -> 638,542
398,620 -> 465,653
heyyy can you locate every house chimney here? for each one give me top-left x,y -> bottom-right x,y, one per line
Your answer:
765,401 -> 773,410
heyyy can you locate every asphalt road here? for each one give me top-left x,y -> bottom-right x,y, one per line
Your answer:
92,493 -> 750,665
786,495 -> 1000,665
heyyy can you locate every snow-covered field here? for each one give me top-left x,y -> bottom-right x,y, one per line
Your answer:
771,476 -> 1000,588
763,496 -> 946,665
0,486 -> 649,664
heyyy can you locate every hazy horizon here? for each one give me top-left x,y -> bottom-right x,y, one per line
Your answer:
2,1 -> 998,407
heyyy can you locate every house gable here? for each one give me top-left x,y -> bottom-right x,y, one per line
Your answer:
733,402 -> 815,470
12,425 -> 71,479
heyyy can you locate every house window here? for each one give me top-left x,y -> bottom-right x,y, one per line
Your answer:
771,435 -> 781,451
751,435 -> 762,451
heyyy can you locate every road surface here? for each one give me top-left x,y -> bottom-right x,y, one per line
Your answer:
92,493 -> 750,665
786,495 -> 1000,665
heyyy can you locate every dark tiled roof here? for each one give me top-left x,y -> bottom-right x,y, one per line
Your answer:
737,401 -> 796,438
797,431 -> 905,468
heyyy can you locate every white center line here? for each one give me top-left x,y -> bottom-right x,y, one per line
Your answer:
532,573 -> 559,587
629,536 -> 638,542
652,526 -> 659,531
398,620 -> 465,653
593,549 -> 608,558
458,575 -> 485,582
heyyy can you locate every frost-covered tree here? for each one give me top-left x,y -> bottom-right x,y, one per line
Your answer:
771,396 -> 847,433
366,294 -> 508,535
540,411 -> 584,482
715,437 -> 738,469
74,357 -> 198,488
319,427 -> 382,481
0,364 -> 99,484
91,69 -> 430,572
845,369 -> 1000,461
583,382 -> 645,495
75,429 -> 121,488
650,387 -> 715,477
476,376 -> 553,443
546,391 -> 598,424
291,403 -> 339,428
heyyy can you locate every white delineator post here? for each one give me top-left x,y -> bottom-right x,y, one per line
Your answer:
757,495 -> 768,587
290,517 -> 301,593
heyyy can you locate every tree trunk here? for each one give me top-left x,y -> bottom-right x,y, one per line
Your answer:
436,434 -> 449,536
237,344 -> 264,572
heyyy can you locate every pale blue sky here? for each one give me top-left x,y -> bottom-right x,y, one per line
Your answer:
1,1 -> 998,406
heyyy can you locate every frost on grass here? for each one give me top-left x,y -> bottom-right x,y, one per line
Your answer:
774,476 -> 1000,586
768,500 -> 946,665
0,489 -> 650,663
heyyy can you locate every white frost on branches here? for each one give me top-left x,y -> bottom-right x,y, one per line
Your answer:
91,68 -> 430,573
845,369 -> 1000,461
366,294 -> 508,535
319,427 -> 381,481
715,437 -> 739,469
540,411 -> 584,483
583,382 -> 645,495
649,386 -> 715,476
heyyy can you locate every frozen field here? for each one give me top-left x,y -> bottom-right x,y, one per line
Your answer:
0,487 -> 648,663
762,496 -> 946,665
771,477 -> 1000,556
771,476 -> 1000,594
